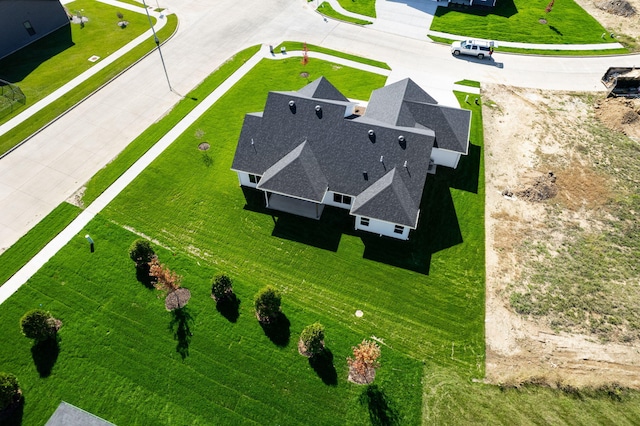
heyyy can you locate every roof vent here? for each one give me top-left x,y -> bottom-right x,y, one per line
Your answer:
368,129 -> 374,136
363,171 -> 368,181
315,105 -> 322,112
398,135 -> 407,149
251,138 -> 254,145
403,160 -> 407,168
380,156 -> 384,163
398,135 -> 405,142
289,100 -> 295,107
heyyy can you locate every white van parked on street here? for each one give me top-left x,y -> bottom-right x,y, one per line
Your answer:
451,39 -> 496,59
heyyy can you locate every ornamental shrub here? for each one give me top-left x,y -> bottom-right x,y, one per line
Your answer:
299,322 -> 325,356
128,239 -> 156,267
211,274 -> 233,301
0,373 -> 20,411
254,286 -> 281,323
20,309 -> 58,342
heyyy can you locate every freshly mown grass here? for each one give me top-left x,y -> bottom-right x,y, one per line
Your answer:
455,79 -> 481,88
0,2 -> 178,155
0,203 -> 81,285
317,2 -> 373,25
422,367 -> 640,424
429,35 -> 629,56
430,0 -> 613,44
336,0 -> 376,18
275,41 -> 391,70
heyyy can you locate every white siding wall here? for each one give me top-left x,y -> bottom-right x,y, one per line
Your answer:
321,191 -> 353,209
237,172 -> 260,188
354,216 -> 410,240
431,148 -> 461,169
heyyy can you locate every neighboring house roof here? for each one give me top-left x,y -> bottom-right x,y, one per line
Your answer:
45,401 -> 115,426
231,77 -> 471,228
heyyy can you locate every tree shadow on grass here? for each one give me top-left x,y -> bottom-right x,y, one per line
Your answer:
0,395 -> 24,426
169,307 -> 194,360
135,264 -> 155,289
216,294 -> 241,323
309,348 -> 338,386
31,336 -> 60,378
259,312 -> 290,347
359,385 -> 401,426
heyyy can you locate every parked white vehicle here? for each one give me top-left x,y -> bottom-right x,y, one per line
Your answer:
451,39 -> 496,59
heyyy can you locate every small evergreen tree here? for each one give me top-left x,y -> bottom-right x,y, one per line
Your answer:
347,339 -> 381,384
299,323 -> 325,357
0,373 -> 20,411
211,274 -> 233,301
129,239 -> 156,268
254,286 -> 281,323
20,309 -> 59,342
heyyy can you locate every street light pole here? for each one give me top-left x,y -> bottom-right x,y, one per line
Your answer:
141,0 -> 173,92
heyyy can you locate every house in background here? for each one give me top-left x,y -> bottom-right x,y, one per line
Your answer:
231,77 -> 471,240
0,0 -> 70,60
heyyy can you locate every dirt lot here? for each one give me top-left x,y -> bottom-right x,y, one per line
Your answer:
575,0 -> 640,41
482,84 -> 640,389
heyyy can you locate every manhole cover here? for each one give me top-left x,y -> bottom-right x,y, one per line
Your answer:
300,72 -> 309,78
198,142 -> 210,151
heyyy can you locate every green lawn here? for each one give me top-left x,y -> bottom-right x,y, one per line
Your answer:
317,2 -> 373,25
336,0 -> 376,18
275,41 -> 390,69
0,0 -> 178,155
430,0 -> 613,44
1,48 -> 638,425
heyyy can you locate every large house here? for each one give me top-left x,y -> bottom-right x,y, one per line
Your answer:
0,0 -> 70,60
231,77 -> 471,240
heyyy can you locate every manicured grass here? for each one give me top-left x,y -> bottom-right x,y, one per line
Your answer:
336,0 -> 376,18
317,2 -> 373,25
430,0 -> 613,44
0,3 -> 178,155
429,35 -> 629,56
455,79 -> 481,88
275,41 -> 391,70
0,203 -> 81,286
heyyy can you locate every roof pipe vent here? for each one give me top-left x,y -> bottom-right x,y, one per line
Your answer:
368,129 -> 376,143
315,105 -> 322,112
368,129 -> 374,136
403,160 -> 407,168
288,100 -> 296,114
398,135 -> 405,142
289,100 -> 295,107
398,135 -> 406,149
380,156 -> 384,163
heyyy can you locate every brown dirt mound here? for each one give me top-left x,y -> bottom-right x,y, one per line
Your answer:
595,97 -> 640,140
516,172 -> 558,202
165,288 -> 191,310
594,0 -> 636,16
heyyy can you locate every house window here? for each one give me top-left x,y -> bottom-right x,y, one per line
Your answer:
249,174 -> 261,184
394,225 -> 404,234
360,218 -> 370,227
23,21 -> 36,36
333,193 -> 352,205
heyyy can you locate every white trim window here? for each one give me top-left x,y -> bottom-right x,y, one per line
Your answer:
249,174 -> 261,184
333,193 -> 352,205
360,217 -> 370,227
394,225 -> 404,234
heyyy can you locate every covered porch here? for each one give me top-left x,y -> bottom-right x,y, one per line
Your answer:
265,192 -> 325,220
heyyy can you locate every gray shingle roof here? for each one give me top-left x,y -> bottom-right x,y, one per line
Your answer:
231,77 -> 469,228
296,76 -> 350,102
257,141 -> 328,202
351,168 -> 419,227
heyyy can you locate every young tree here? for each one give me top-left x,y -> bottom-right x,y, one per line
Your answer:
129,239 -> 156,268
149,258 -> 181,294
299,322 -> 325,357
20,309 -> 60,342
0,373 -> 20,411
211,274 -> 233,301
254,286 -> 281,323
347,339 -> 381,384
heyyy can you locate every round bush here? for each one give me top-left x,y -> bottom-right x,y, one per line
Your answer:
20,309 -> 57,341
254,286 -> 281,322
211,274 -> 233,301
129,239 -> 156,267
299,322 -> 325,356
0,373 -> 20,411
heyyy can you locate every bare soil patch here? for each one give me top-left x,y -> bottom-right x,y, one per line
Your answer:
165,288 -> 191,310
574,0 -> 640,42
482,84 -> 640,389
594,0 -> 636,16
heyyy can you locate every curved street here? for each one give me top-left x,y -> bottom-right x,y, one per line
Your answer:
0,0 -> 639,253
